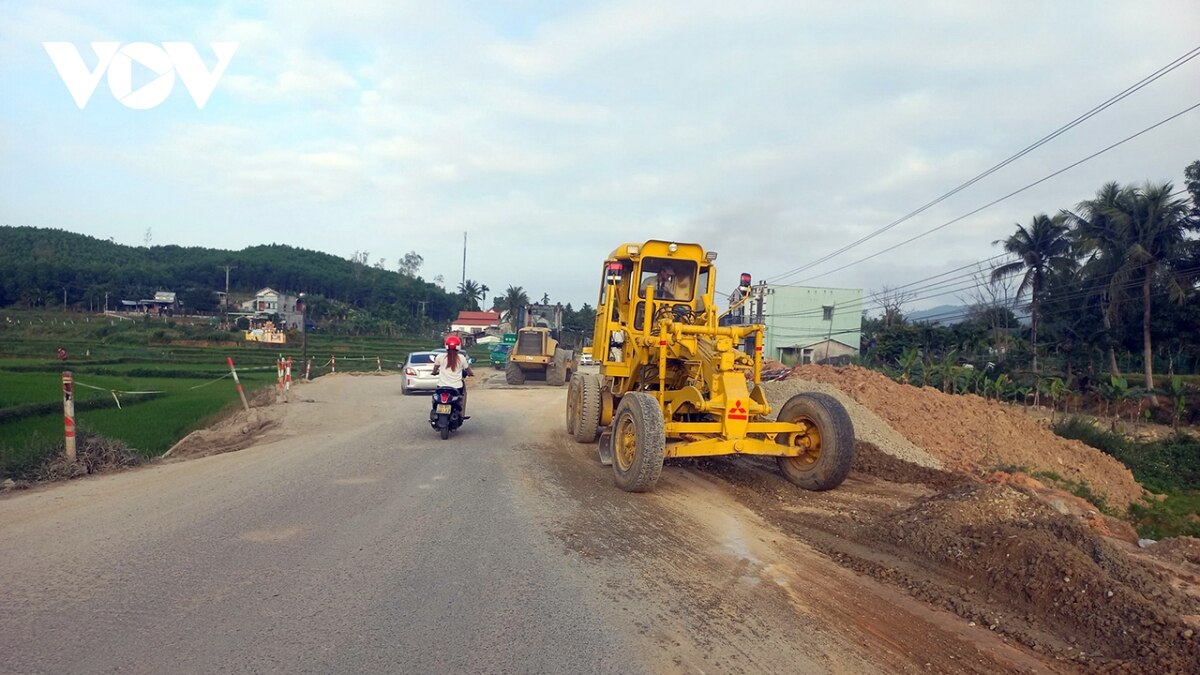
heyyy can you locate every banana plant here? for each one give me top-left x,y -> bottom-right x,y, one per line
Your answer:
1016,386 -> 1033,410
972,369 -> 987,396
1098,376 -> 1129,431
994,373 -> 1012,405
1163,376 -> 1188,430
938,349 -> 959,394
897,347 -> 920,385
1048,377 -> 1069,424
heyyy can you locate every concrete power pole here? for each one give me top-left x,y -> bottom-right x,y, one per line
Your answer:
219,265 -> 236,327
462,232 -> 467,287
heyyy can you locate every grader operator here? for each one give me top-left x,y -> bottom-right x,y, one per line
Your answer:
565,240 -> 856,492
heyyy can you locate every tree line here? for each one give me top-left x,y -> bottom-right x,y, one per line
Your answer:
863,160 -> 1200,396
0,227 -> 465,333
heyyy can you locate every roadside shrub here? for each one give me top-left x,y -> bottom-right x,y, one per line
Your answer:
1054,416 -> 1200,495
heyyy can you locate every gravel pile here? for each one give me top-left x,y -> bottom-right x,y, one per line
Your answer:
761,379 -> 943,469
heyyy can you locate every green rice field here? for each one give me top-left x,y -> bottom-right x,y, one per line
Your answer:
0,309 -> 488,478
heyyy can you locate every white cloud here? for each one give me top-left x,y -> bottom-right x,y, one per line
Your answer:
2,0 -> 1199,310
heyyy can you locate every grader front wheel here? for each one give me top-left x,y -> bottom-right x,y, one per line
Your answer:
611,393 -> 665,492
775,392 -> 855,491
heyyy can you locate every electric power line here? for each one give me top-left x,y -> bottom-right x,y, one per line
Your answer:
765,45 -> 1200,285
784,100 -> 1200,285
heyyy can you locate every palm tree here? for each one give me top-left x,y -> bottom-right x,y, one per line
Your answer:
1067,182 -> 1126,378
498,285 -> 529,327
457,279 -> 489,311
991,213 -> 1078,372
1098,182 -> 1193,401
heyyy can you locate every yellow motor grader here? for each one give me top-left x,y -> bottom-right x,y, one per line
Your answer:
565,240 -> 856,492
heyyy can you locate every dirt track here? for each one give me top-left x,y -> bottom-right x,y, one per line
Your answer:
2,371 -> 1198,673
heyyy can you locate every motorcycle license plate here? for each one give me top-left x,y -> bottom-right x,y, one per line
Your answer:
436,404 -> 452,414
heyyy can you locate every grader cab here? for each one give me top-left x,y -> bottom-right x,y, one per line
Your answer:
565,240 -> 856,492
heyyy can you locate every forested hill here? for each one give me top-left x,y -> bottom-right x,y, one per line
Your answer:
0,226 -> 462,327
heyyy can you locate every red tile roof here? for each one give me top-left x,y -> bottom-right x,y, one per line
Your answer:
453,311 -> 501,325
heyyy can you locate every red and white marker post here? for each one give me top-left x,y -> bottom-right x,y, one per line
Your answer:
62,371 -> 76,461
284,357 -> 292,401
331,355 -> 336,374
227,357 -> 250,412
304,358 -> 312,382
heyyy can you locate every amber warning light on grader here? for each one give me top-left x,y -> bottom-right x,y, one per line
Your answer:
739,272 -> 752,291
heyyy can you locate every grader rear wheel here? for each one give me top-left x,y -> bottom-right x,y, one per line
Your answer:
611,393 -> 665,492
775,392 -> 855,491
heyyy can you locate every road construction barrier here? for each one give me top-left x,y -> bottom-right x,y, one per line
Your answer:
228,357 -> 250,411
62,371 -> 76,461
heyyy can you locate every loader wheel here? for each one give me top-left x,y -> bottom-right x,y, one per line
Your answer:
573,374 -> 601,443
775,392 -> 855,491
505,361 -> 525,385
566,373 -> 582,435
612,393 -> 665,492
547,358 -> 567,386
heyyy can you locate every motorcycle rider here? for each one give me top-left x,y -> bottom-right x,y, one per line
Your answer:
431,335 -> 473,419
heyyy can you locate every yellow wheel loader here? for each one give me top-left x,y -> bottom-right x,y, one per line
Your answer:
505,304 -> 578,386
565,240 -> 856,492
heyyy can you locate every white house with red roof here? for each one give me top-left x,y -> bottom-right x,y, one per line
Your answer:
450,311 -> 501,335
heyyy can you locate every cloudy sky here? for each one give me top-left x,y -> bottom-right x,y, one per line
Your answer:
2,1 -> 1198,311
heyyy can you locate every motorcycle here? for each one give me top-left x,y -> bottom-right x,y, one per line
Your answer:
429,387 -> 465,440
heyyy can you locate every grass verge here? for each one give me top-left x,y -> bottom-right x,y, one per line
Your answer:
1053,416 -> 1200,539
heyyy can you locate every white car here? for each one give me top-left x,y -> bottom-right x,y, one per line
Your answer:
401,351 -> 440,394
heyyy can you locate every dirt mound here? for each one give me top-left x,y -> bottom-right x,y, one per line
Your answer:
162,410 -> 277,460
983,471 -> 1139,543
1146,536 -> 1200,566
691,450 -> 1200,673
866,483 -> 1200,673
785,365 -> 1144,511
162,387 -> 280,460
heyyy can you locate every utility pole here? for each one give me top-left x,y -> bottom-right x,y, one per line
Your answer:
219,265 -> 236,328
298,293 -> 307,372
824,304 -> 835,363
104,291 -> 109,314
462,232 -> 467,287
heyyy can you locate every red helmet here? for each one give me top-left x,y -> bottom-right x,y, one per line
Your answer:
445,335 -> 461,349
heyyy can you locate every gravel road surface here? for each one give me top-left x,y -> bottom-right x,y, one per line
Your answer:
0,372 -> 1062,674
